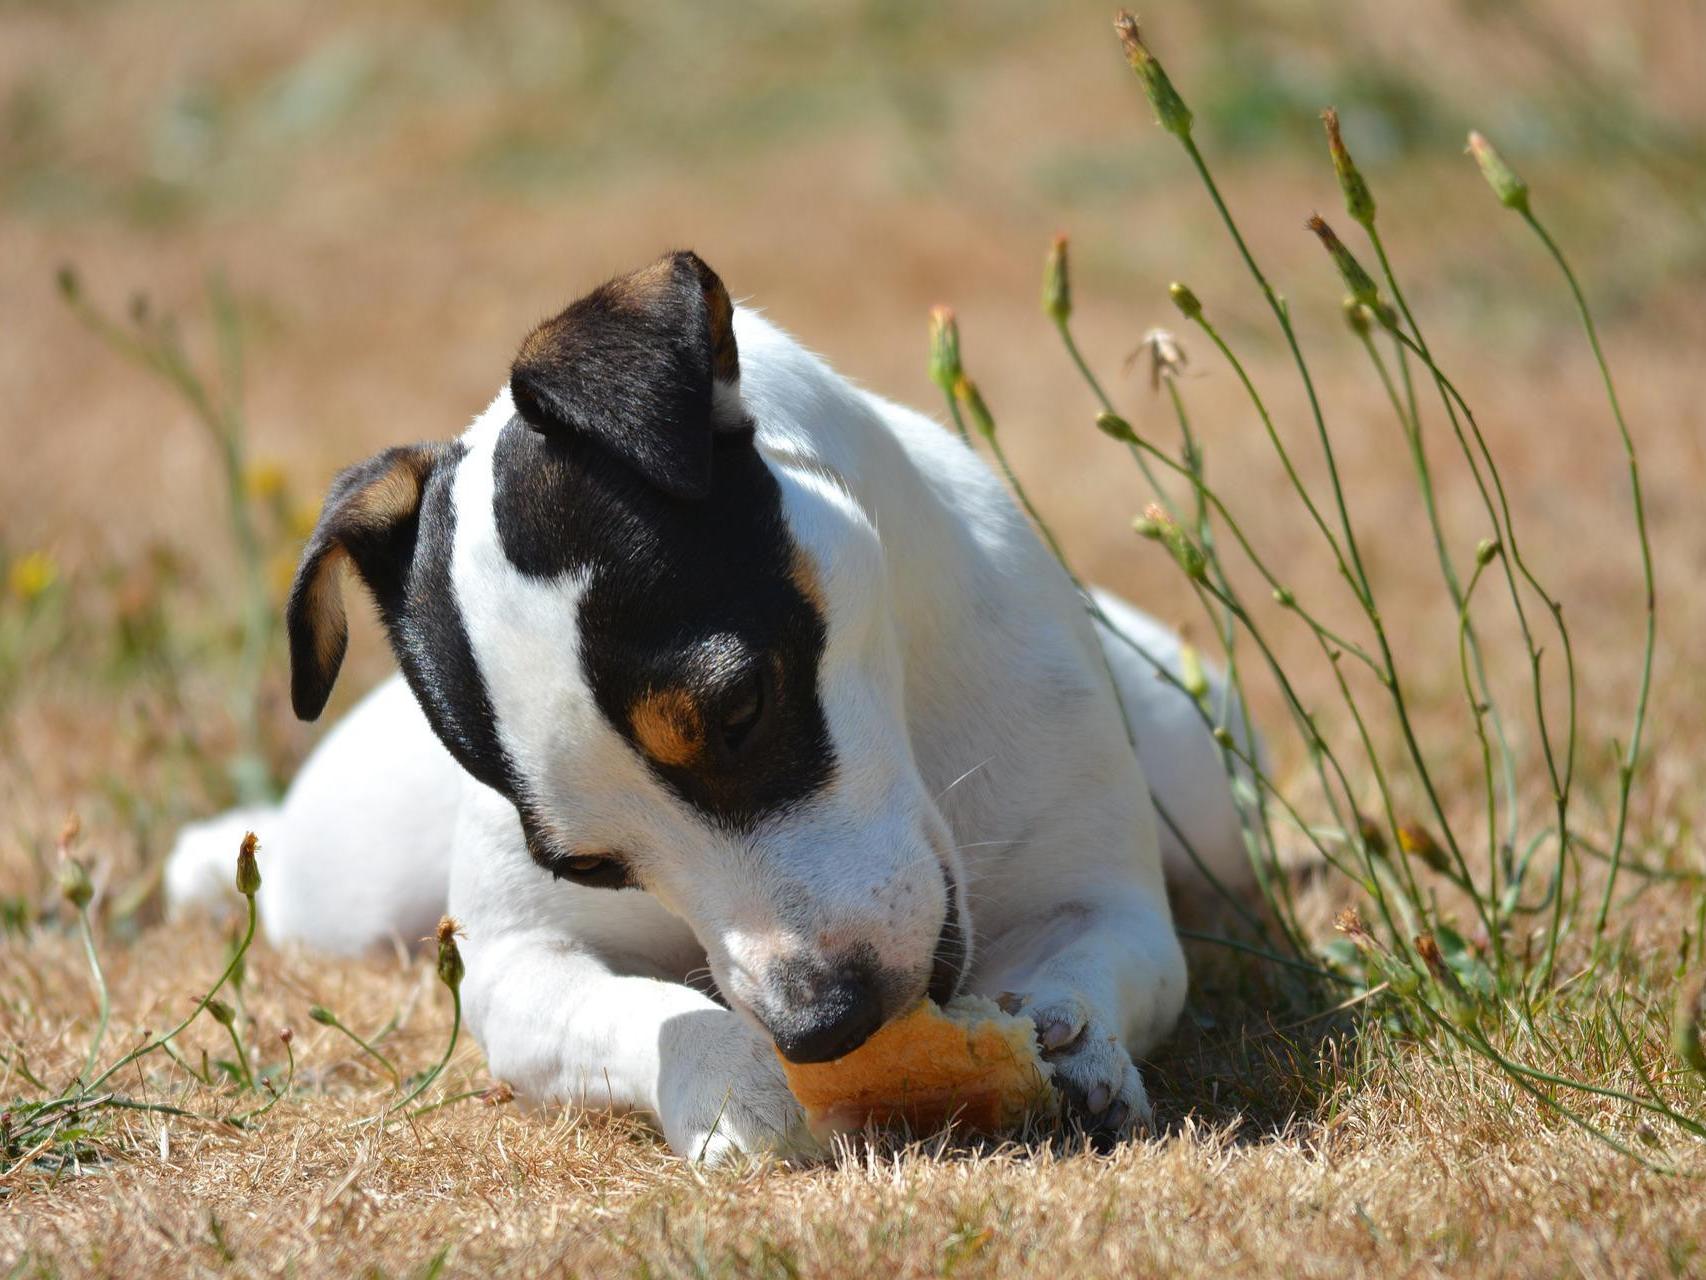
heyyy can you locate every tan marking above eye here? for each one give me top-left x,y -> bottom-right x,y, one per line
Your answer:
790,546 -> 827,617
629,686 -> 706,768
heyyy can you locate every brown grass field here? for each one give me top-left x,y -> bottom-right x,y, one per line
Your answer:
4,1 -> 1706,1275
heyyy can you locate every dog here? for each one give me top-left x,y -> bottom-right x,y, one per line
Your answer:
168,251 -> 1254,1162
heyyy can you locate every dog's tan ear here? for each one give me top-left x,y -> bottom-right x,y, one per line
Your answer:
286,444 -> 444,720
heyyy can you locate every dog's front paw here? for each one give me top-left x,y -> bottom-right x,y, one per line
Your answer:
1001,987 -> 1151,1147
658,1012 -> 812,1166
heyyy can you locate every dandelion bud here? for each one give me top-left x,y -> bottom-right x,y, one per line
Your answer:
1321,108 -> 1375,228
1042,234 -> 1071,325
308,1005 -> 336,1026
59,858 -> 94,911
1168,282 -> 1202,321
1137,503 -> 1206,581
927,306 -> 962,395
1306,216 -> 1379,308
1673,970 -> 1705,1078
235,831 -> 262,898
1475,538 -> 1500,567
1398,823 -> 1452,875
953,377 -> 997,441
1178,642 -> 1209,705
1096,412 -> 1137,444
1343,297 -> 1372,337
1272,586 -> 1295,608
1132,514 -> 1165,541
1114,12 -> 1193,139
1467,132 -> 1529,214
435,916 -> 465,992
55,264 -> 80,302
206,998 -> 236,1029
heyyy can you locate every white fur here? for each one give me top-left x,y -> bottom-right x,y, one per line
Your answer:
168,308 -> 1255,1161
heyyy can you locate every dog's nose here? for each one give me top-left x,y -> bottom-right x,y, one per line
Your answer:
763,966 -> 886,1064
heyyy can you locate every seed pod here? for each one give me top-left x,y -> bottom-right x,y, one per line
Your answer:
1114,12 -> 1193,139
1168,282 -> 1202,321
435,916 -> 465,992
1307,216 -> 1379,308
1467,132 -> 1530,214
1321,108 -> 1376,228
927,306 -> 962,395
235,832 -> 262,898
1043,234 -> 1071,325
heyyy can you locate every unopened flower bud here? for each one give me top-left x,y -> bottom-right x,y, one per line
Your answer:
1136,503 -> 1206,581
308,1005 -> 336,1026
435,916 -> 465,992
280,1027 -> 295,1047
1272,586 -> 1296,608
55,265 -> 80,302
1114,12 -> 1193,138
1042,234 -> 1071,324
1168,282 -> 1202,321
59,858 -> 94,911
1468,132 -> 1529,214
206,998 -> 236,1029
1475,538 -> 1500,566
1321,108 -> 1376,228
1399,823 -> 1452,875
953,377 -> 997,441
1132,514 -> 1165,541
1096,412 -> 1137,444
1307,215 -> 1379,308
1211,726 -> 1234,749
1356,814 -> 1388,858
1343,297 -> 1373,337
1178,642 -> 1209,705
927,306 -> 962,394
235,831 -> 261,898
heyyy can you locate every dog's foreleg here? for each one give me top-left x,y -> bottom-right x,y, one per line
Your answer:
459,932 -> 808,1163
972,887 -> 1186,1138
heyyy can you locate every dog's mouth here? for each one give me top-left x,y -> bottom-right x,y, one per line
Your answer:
926,860 -> 968,1004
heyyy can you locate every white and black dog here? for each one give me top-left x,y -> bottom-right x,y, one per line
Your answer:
168,251 -> 1252,1162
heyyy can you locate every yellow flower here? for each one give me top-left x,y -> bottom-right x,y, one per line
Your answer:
9,550 -> 58,602
244,461 -> 288,502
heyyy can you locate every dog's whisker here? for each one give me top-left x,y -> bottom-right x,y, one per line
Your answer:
935,757 -> 996,804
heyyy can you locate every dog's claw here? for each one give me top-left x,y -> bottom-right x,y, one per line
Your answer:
1038,1017 -> 1083,1052
995,991 -> 1024,1015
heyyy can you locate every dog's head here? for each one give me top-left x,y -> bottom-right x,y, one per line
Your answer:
287,251 -> 969,1062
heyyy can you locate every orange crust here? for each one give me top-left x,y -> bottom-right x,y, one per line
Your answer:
777,996 -> 1056,1138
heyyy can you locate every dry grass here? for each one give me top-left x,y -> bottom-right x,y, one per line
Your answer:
5,1 -> 1706,1275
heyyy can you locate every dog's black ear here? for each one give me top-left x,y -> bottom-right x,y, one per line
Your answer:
508,251 -> 747,501
286,444 -> 444,721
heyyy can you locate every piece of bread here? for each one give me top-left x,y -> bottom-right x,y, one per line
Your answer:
777,995 -> 1057,1139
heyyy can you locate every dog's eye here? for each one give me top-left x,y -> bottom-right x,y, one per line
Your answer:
716,667 -> 768,755
552,852 -> 631,889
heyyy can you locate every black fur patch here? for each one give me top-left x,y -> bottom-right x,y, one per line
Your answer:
490,416 -> 836,839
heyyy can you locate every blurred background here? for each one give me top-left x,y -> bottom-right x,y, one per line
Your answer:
4,0 -> 1703,892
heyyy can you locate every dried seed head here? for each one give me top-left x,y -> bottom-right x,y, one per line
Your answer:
58,857 -> 94,911
1321,108 -> 1376,228
481,1082 -> 515,1107
927,306 -> 962,394
206,998 -> 236,1029
1398,823 -> 1452,875
1168,281 -> 1203,321
953,377 -> 997,441
1468,132 -> 1530,213
1096,411 -> 1138,444
308,1005 -> 336,1026
1334,905 -> 1372,947
1136,328 -> 1187,393
1674,970 -> 1706,1078
1307,215 -> 1379,308
280,1027 -> 295,1047
235,831 -> 262,898
1114,12 -> 1193,138
1413,933 -> 1448,982
1043,234 -> 1071,325
435,916 -> 466,992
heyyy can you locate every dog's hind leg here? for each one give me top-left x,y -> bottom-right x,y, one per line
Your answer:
1089,588 -> 1261,895
167,672 -> 463,955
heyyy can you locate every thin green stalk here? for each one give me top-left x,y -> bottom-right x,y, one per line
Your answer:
387,987 -> 461,1117
1517,210 -> 1657,946
230,1035 -> 296,1125
75,908 -> 110,1085
311,1007 -> 402,1086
